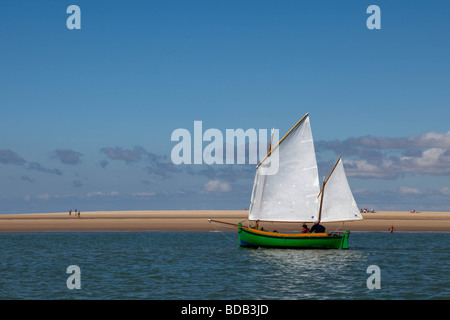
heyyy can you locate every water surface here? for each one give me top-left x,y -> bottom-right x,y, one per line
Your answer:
0,231 -> 448,299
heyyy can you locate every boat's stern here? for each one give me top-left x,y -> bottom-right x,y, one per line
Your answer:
339,230 -> 350,249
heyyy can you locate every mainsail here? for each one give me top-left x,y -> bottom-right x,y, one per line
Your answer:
248,113 -> 361,223
249,114 -> 320,222
319,158 -> 362,222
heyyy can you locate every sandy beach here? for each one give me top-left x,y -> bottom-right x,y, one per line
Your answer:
0,210 -> 449,232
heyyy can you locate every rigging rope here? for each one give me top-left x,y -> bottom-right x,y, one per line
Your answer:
209,220 -> 238,245
331,222 -> 345,235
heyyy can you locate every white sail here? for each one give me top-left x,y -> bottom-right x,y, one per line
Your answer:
319,158 -> 362,222
249,114 -> 320,222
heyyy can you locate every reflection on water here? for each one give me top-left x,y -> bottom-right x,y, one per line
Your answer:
244,247 -> 369,299
237,232 -> 450,300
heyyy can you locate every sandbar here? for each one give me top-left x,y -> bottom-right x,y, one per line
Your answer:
0,210 -> 449,233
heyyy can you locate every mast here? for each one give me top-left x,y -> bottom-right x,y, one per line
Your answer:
317,180 -> 325,223
317,156 -> 342,199
248,129 -> 273,222
268,128 -> 274,153
249,128 -> 275,224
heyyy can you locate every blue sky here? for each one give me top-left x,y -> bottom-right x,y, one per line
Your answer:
1,0 -> 449,213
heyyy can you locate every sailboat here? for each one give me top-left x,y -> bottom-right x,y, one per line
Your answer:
209,113 -> 362,249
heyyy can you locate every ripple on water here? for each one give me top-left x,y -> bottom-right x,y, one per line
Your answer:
0,231 -> 448,299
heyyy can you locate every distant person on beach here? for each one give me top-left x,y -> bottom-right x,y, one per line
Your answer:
389,225 -> 395,233
302,224 -> 309,233
78,211 -> 80,218
310,222 -> 326,233
69,209 -> 72,216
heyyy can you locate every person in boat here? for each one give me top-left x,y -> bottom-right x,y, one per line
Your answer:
310,222 -> 326,233
302,224 -> 310,233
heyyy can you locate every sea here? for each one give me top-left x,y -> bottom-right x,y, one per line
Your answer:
0,231 -> 448,302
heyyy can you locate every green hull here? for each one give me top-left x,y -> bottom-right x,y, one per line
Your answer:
238,223 -> 350,249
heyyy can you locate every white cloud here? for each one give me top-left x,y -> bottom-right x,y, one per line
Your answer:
343,146 -> 450,179
398,187 -> 423,195
132,192 -> 156,197
318,130 -> 450,179
344,159 -> 395,179
352,188 -> 369,194
204,180 -> 231,192
414,131 -> 450,149
440,187 -> 450,196
86,191 -> 120,198
37,193 -> 50,200
326,131 -> 450,150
